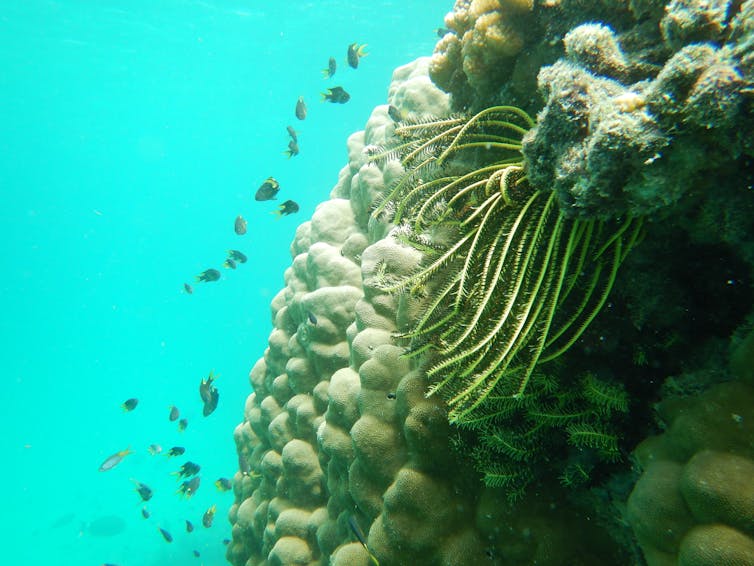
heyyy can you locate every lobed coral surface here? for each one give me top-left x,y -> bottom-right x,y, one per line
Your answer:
228,0 -> 754,564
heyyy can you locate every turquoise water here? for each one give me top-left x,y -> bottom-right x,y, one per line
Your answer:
0,2 -> 441,564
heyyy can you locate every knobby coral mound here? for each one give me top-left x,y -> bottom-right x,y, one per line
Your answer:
228,58 -> 625,566
627,380 -> 754,565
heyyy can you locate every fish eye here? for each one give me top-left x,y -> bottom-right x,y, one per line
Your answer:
386,392 -> 396,400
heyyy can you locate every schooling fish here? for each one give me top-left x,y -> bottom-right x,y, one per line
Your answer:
177,476 -> 201,499
227,250 -> 247,263
284,139 -> 299,158
193,550 -> 201,557
172,461 -> 201,479
186,519 -> 194,533
195,269 -> 221,283
387,105 -> 405,123
286,125 -> 298,143
158,527 -> 173,543
348,515 -> 380,566
178,418 -> 188,432
147,444 -> 162,456
321,86 -> 350,104
272,200 -> 300,218
131,480 -> 153,502
322,56 -> 336,78
223,258 -> 237,270
168,405 -> 180,422
255,176 -> 280,201
215,477 -> 232,492
295,96 -> 307,120
199,371 -> 218,404
200,371 -> 220,417
347,42 -> 368,68
98,448 -> 132,472
121,398 -> 138,412
184,282 -> 193,294
141,506 -> 150,519
202,504 -> 217,528
166,446 -> 185,457
234,215 -> 247,236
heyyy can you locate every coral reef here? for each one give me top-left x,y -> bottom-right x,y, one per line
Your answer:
433,0 -> 753,220
627,381 -> 754,565
228,0 -> 754,564
228,58 -> 623,566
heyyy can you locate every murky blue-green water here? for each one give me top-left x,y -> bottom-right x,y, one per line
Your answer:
0,2 -> 441,564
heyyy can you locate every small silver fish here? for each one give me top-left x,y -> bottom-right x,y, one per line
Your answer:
98,448 -> 133,472
295,96 -> 307,120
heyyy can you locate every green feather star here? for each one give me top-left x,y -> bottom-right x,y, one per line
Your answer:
369,106 -> 643,424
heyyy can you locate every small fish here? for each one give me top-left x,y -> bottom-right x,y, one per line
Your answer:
173,461 -> 201,479
147,444 -> 162,456
387,105 -> 404,122
295,96 -> 307,120
195,269 -> 221,283
321,86 -> 350,104
193,550 -> 201,557
168,405 -> 180,422
184,282 -> 193,294
121,398 -> 138,412
166,446 -> 185,457
347,42 -> 368,69
200,371 -> 220,417
186,519 -> 194,533
223,258 -> 237,270
234,215 -> 247,235
222,538 -> 231,546
286,125 -> 298,143
322,56 -> 337,78
255,176 -> 280,201
141,506 -> 150,519
177,476 -> 201,498
307,312 -> 318,325
435,27 -> 450,38
215,478 -> 232,492
98,447 -> 132,472
202,504 -> 217,528
272,200 -> 300,218
284,139 -> 299,158
199,371 -> 218,403
227,250 -> 247,263
132,480 -> 153,502
178,418 -> 188,432
158,527 -> 173,543
348,515 -> 380,566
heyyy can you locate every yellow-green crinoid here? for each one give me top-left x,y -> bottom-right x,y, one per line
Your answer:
368,106 -> 643,424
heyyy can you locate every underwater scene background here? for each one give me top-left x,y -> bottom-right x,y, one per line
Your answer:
5,0 -> 754,565
1,1 -> 440,565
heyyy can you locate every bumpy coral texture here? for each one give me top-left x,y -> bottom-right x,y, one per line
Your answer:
523,17 -> 752,219
228,58 -> 623,566
626,379 -> 754,566
432,0 -> 753,220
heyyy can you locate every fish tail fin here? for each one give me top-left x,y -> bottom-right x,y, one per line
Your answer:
321,68 -> 330,78
358,44 -> 369,56
320,92 -> 328,102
